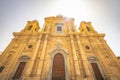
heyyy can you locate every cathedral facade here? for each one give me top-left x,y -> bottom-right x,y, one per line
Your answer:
0,15 -> 120,80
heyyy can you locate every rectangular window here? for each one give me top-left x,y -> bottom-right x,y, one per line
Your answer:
91,63 -> 104,80
0,66 -> 5,72
57,26 -> 62,31
12,62 -> 26,79
55,23 -> 64,33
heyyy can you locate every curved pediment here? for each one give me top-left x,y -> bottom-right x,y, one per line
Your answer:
50,48 -> 68,56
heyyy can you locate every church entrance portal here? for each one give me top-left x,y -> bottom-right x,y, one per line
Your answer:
52,53 -> 65,80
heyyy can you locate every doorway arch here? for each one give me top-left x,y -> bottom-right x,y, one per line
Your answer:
47,48 -> 69,80
52,53 -> 65,80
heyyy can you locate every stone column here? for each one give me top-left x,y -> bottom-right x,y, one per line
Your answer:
23,35 -> 42,79
36,34 -> 48,80
76,35 -> 94,80
70,35 -> 81,80
33,25 -> 50,80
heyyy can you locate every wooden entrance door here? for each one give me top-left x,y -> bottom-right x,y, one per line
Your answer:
12,62 -> 26,79
52,53 -> 65,80
91,63 -> 104,80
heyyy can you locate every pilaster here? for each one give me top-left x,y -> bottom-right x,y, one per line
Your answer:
22,35 -> 42,79
76,35 -> 94,80
70,35 -> 81,80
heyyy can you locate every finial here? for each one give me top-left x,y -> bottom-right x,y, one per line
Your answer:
57,14 -> 63,17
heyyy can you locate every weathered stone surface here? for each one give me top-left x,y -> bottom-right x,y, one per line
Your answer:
0,15 -> 120,80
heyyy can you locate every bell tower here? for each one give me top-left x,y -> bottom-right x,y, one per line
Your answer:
79,21 -> 98,34
22,20 -> 40,32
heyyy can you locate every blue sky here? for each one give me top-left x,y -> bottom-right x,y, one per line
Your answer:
0,0 -> 120,56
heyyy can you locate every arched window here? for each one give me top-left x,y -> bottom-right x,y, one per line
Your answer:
52,53 -> 65,80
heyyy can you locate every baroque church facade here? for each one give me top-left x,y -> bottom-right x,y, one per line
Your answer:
0,15 -> 120,80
